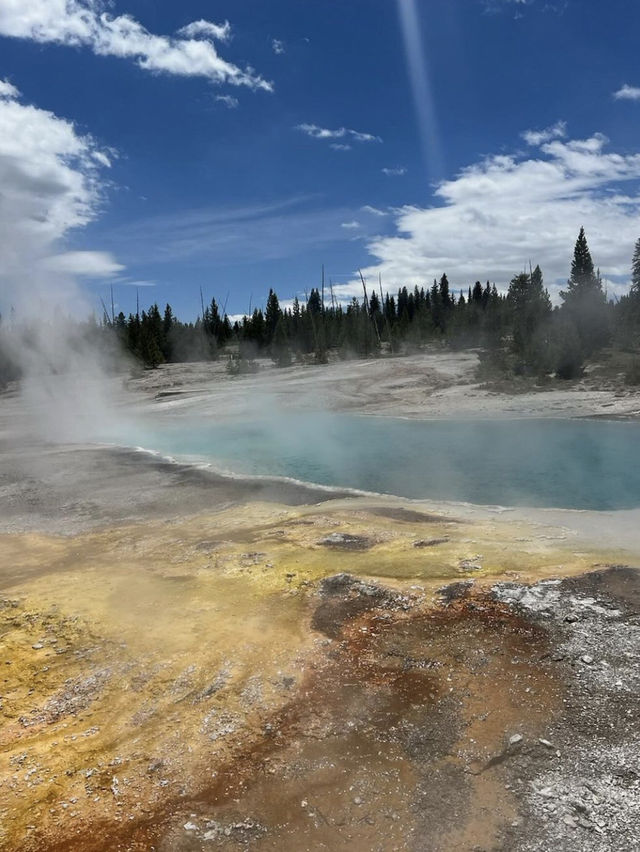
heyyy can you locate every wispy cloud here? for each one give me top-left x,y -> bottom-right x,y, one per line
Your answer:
361,205 -> 387,217
112,276 -> 156,288
215,94 -> 239,109
176,20 -> 231,42
0,1 -> 271,91
343,132 -> 640,305
482,0 -> 531,14
613,84 -> 640,101
330,143 -> 352,152
382,166 -> 407,176
295,124 -> 382,144
341,220 -> 360,230
522,120 -> 567,146
482,0 -> 568,14
99,197 -> 376,269
272,38 -> 285,55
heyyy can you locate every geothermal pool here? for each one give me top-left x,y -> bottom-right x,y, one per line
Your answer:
129,413 -> 640,511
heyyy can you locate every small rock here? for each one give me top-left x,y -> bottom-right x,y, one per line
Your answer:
581,655 -> 594,665
459,559 -> 482,572
318,533 -> 371,551
538,738 -> 555,749
183,822 -> 198,832
31,643 -> 44,650
353,796 -> 363,805
564,614 -> 579,623
509,734 -> 523,747
537,787 -> 556,799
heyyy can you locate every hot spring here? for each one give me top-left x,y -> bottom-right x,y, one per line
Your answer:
120,413 -> 640,511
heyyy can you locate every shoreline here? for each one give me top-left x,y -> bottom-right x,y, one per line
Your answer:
1,438 -> 640,557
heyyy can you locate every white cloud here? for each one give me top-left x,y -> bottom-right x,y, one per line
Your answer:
341,220 -> 361,230
613,84 -> 640,101
335,132 -> 640,304
272,38 -> 285,55
522,120 -> 567,146
215,94 -> 239,109
330,143 -> 352,151
0,80 -> 121,314
0,78 -> 20,98
92,149 -> 112,167
0,1 -> 271,91
113,277 -> 156,288
296,124 -> 382,143
349,129 -> 381,143
176,19 -> 231,42
361,205 -> 387,216
40,251 -> 123,276
382,166 -> 407,176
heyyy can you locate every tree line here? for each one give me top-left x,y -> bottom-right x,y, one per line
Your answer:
2,228 -> 640,387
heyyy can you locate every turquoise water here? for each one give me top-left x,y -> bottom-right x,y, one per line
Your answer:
134,413 -> 640,510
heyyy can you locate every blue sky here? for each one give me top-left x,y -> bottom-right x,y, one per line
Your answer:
1,0 -> 640,320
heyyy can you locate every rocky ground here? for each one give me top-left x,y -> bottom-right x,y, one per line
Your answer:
134,566 -> 640,852
494,567 -> 640,851
125,351 -> 640,421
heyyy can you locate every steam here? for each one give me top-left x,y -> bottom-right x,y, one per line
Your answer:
0,79 -> 127,444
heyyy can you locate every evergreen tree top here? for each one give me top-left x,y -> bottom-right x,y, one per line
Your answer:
630,236 -> 640,299
569,227 -> 595,285
561,226 -> 604,302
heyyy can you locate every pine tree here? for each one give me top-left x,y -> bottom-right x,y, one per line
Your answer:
264,289 -> 281,344
631,237 -> 640,302
562,227 -> 600,298
271,317 -> 291,367
439,273 -> 452,308
307,288 -> 322,315
162,304 -> 174,360
508,266 -> 552,372
560,227 -> 609,355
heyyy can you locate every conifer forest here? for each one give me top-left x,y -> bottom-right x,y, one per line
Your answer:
2,228 -> 640,386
